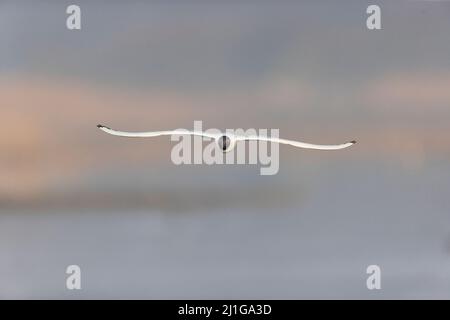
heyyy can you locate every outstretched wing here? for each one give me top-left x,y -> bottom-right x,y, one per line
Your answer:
235,135 -> 356,150
97,125 -> 219,139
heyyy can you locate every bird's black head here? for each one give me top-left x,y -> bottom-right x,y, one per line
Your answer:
217,135 -> 232,152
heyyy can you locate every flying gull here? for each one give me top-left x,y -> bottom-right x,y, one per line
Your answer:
97,124 -> 356,152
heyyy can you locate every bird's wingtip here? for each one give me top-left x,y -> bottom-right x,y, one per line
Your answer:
350,140 -> 356,144
97,124 -> 111,130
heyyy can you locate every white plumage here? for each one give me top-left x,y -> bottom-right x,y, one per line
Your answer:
97,125 -> 356,152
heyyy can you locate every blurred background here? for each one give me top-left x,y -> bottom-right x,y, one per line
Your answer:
1,0 -> 450,299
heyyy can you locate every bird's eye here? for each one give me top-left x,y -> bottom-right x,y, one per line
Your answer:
218,135 -> 231,151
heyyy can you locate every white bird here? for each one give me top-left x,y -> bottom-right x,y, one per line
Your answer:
97,124 -> 356,152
